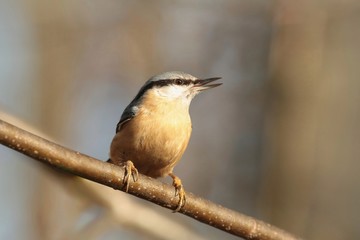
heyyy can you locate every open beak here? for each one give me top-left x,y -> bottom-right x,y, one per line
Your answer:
193,77 -> 222,92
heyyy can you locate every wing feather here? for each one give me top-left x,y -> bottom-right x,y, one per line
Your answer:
115,105 -> 139,132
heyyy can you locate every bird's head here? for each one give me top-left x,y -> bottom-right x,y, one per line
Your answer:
135,71 -> 222,105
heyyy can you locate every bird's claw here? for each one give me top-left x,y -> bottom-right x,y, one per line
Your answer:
123,160 -> 138,192
169,173 -> 186,212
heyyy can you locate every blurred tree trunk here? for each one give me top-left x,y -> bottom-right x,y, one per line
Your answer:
261,1 -> 360,239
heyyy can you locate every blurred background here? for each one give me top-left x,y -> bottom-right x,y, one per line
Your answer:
0,1 -> 359,239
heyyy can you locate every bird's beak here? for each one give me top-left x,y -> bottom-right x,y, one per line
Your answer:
193,77 -> 222,92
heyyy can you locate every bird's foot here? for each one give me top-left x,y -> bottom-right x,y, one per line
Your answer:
169,173 -> 186,212
123,160 -> 139,192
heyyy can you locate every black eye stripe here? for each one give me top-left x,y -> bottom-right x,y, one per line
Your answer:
153,79 -> 193,87
132,78 -> 194,103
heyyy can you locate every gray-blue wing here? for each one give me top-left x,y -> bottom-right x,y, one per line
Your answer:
115,105 -> 139,133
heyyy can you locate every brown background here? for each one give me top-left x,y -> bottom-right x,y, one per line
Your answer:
0,1 -> 359,239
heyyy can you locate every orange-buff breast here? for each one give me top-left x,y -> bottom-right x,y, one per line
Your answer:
110,99 -> 192,178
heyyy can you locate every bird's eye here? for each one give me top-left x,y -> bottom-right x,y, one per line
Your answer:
175,79 -> 184,85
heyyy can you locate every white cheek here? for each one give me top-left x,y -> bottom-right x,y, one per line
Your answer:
155,86 -> 187,99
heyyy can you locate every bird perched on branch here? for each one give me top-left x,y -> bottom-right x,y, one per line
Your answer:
108,71 -> 222,211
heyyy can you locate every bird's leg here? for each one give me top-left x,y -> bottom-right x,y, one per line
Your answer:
123,160 -> 139,192
168,173 -> 186,212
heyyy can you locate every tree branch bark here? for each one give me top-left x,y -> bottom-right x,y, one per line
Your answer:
0,119 -> 301,240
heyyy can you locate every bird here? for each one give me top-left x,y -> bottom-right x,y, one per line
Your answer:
108,71 -> 222,212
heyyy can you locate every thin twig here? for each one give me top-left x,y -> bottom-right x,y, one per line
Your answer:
0,119 -> 301,240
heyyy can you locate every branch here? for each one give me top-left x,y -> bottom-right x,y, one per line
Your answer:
0,119 -> 301,240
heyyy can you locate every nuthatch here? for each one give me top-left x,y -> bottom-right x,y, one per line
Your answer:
108,71 -> 222,211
